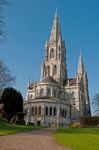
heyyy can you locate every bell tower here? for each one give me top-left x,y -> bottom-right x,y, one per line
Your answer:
41,10 -> 67,85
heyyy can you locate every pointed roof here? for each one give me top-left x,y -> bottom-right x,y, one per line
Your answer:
50,10 -> 62,43
77,50 -> 85,76
41,76 -> 58,84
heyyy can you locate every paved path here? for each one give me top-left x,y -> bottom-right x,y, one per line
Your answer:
0,128 -> 72,150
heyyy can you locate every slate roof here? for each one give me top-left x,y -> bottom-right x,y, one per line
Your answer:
69,78 -> 77,86
41,76 -> 57,84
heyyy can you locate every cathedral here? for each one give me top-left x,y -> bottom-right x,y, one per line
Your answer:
24,11 -> 91,127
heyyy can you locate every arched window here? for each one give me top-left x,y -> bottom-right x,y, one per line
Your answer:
47,66 -> 50,76
30,95 -> 33,99
53,65 -> 57,75
62,109 -> 64,117
44,66 -> 47,77
45,107 -> 48,115
31,107 -> 34,115
40,88 -> 44,96
60,108 -> 62,117
59,53 -> 60,59
50,107 -> 52,116
59,48 -> 60,59
53,89 -> 56,97
53,107 -> 57,116
38,106 -> 41,115
50,48 -> 54,59
35,107 -> 37,115
64,110 -> 67,117
47,88 -> 51,97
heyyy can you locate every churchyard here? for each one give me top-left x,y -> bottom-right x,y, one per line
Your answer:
54,128 -> 99,150
0,119 -> 99,150
0,119 -> 41,136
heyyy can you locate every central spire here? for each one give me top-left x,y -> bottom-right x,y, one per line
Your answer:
49,10 -> 62,43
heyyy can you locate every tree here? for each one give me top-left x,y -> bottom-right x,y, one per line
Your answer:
0,60 -> 15,97
0,1 -> 15,95
92,93 -> 99,116
0,0 -> 8,42
0,87 -> 23,122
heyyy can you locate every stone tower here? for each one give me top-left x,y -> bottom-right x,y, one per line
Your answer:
40,11 -> 67,85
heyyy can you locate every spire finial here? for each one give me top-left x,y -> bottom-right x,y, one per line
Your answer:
55,7 -> 58,16
80,48 -> 82,58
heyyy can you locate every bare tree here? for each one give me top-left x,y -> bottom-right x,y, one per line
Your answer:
92,93 -> 99,116
0,60 -> 15,97
0,0 -> 8,42
0,1 -> 14,97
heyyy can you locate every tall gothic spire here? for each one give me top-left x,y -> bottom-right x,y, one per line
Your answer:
77,50 -> 85,77
50,10 -> 62,43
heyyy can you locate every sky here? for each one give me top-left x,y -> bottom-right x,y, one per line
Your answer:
0,0 -> 99,107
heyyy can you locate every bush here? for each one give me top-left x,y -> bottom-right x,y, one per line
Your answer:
71,122 -> 81,128
80,116 -> 99,127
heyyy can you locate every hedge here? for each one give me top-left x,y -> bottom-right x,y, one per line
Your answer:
80,116 -> 99,127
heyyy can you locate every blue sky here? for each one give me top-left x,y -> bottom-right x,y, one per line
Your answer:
0,0 -> 99,106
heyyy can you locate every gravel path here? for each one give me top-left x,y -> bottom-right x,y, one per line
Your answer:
0,128 -> 72,150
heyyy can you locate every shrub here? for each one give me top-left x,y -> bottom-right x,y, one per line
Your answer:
80,116 -> 99,127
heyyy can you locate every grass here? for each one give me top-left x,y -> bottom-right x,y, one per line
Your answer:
0,119 -> 41,136
54,128 -> 99,150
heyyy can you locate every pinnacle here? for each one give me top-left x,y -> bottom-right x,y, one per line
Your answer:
77,50 -> 85,76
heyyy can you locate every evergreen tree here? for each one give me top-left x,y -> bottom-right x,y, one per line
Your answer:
0,87 -> 23,122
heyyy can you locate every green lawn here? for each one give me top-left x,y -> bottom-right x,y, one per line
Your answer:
0,119 -> 41,136
54,128 -> 99,150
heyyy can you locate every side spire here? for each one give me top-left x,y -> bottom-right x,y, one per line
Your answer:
27,78 -> 31,88
49,9 -> 62,43
77,49 -> 85,77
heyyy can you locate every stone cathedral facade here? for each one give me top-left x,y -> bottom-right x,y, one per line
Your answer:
24,12 -> 91,127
